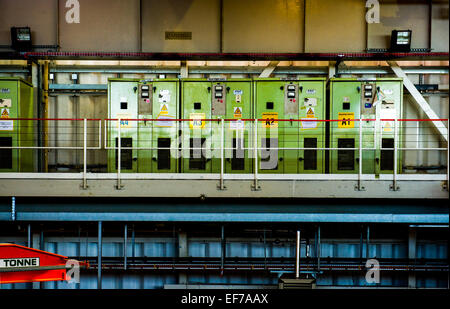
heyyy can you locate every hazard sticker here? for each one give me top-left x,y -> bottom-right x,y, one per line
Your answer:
233,106 -> 242,118
338,112 -> 355,128
262,112 -> 278,128
160,104 -> 169,115
306,107 -> 315,118
1,108 -> 10,119
382,121 -> 393,132
189,113 -> 206,129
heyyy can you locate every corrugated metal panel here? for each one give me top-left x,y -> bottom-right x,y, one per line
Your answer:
0,238 -> 446,289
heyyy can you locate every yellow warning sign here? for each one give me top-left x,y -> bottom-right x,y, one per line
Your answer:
159,104 -> 169,116
234,106 -> 242,118
338,112 -> 354,128
262,112 -> 278,128
189,113 -> 206,129
306,107 -> 315,118
1,108 -> 10,119
383,121 -> 393,132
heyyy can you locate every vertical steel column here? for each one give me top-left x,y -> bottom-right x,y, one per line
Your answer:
295,230 -> 301,278
359,227 -> 363,262
82,118 -> 88,189
11,197 -> 15,221
131,224 -> 135,263
220,225 -> 226,276
317,226 -> 321,272
366,225 -> 370,259
263,229 -> 267,271
40,230 -> 44,251
408,227 -> 417,289
27,224 -> 31,248
124,224 -> 128,270
97,221 -> 102,290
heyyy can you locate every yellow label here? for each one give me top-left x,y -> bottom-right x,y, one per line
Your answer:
189,113 -> 206,129
262,112 -> 278,128
233,106 -> 242,118
383,121 -> 393,132
338,112 -> 355,128
116,113 -> 132,128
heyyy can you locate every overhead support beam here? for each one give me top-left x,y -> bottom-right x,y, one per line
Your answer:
259,61 -> 279,78
387,60 -> 448,142
180,61 -> 188,78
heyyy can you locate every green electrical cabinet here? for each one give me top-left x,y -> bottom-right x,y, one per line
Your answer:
0,77 -> 34,172
254,78 -> 326,174
329,78 -> 403,174
181,79 -> 253,173
107,78 -> 179,173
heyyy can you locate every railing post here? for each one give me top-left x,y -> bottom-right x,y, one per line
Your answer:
447,119 -> 449,192
219,118 -> 225,190
104,119 -> 108,150
252,118 -> 260,191
82,118 -> 88,189
392,118 -> 399,191
116,119 -> 123,190
357,118 -> 364,191
98,119 -> 102,149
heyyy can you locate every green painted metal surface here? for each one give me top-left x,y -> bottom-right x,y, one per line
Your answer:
254,78 -> 326,174
329,78 -> 403,174
181,79 -> 253,173
0,77 -> 34,172
107,78 -> 179,173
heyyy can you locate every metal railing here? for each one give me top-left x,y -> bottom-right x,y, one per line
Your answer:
0,117 -> 448,192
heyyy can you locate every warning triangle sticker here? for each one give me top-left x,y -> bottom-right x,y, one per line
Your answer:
161,104 -> 168,111
1,109 -> 9,118
234,107 -> 242,114
307,108 -> 314,115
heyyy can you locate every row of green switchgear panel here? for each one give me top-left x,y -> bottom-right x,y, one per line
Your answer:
0,77 -> 402,175
106,77 -> 402,175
